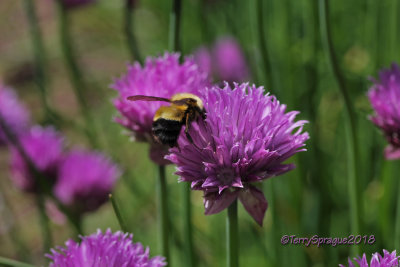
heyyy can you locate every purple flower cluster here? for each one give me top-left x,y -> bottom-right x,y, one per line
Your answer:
112,52 -> 209,165
340,250 -> 399,267
167,83 -> 309,225
194,37 -> 249,84
0,81 -> 120,214
368,63 -> 400,160
47,229 -> 166,267
0,85 -> 30,145
0,83 -> 119,216
10,126 -> 64,192
54,150 -> 121,213
9,126 -> 120,213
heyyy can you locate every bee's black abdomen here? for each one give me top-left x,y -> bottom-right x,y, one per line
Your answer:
152,119 -> 183,147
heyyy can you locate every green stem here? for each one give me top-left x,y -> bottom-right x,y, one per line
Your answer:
23,0 -> 65,126
169,0 -> 182,52
226,200 -> 238,267
35,194 -> 53,253
109,193 -> 128,232
379,160 -> 395,244
364,0 -> 378,68
183,183 -> 195,267
0,256 -> 36,267
56,0 -> 98,148
254,0 -> 273,91
388,0 -> 398,62
67,213 -> 83,236
36,201 -> 53,252
318,0 -> 362,252
157,165 -> 170,265
23,0 -> 50,119
266,182 -> 278,264
70,213 -> 83,237
376,2 -> 386,67
307,0 -> 331,236
124,0 -> 142,63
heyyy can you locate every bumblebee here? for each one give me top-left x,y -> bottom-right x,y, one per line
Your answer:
127,93 -> 206,147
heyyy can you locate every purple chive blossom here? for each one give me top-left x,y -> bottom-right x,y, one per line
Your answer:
166,83 -> 309,225
10,126 -> 64,192
54,150 -> 121,213
0,85 -> 30,145
213,37 -> 249,83
60,0 -> 96,9
339,250 -> 399,267
368,63 -> 400,160
194,37 -> 249,84
111,52 -> 209,165
47,228 -> 167,267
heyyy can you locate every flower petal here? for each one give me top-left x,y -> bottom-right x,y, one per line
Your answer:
203,190 -> 240,215
238,186 -> 268,226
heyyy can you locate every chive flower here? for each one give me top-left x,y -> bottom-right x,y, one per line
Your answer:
194,37 -> 249,84
111,52 -> 209,165
10,126 -> 64,192
339,250 -> 399,267
47,228 -> 167,266
166,83 -> 309,225
213,37 -> 249,83
368,63 -> 400,160
53,149 -> 121,213
0,85 -> 30,145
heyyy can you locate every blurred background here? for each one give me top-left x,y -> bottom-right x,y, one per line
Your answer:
0,0 -> 399,266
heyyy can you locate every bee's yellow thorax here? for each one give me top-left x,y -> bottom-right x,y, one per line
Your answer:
171,93 -> 204,110
153,105 -> 186,122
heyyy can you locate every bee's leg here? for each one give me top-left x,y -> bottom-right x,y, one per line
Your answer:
184,113 -> 194,144
185,113 -> 200,149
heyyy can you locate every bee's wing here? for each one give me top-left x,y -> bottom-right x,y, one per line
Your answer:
170,98 -> 194,105
127,95 -> 171,102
